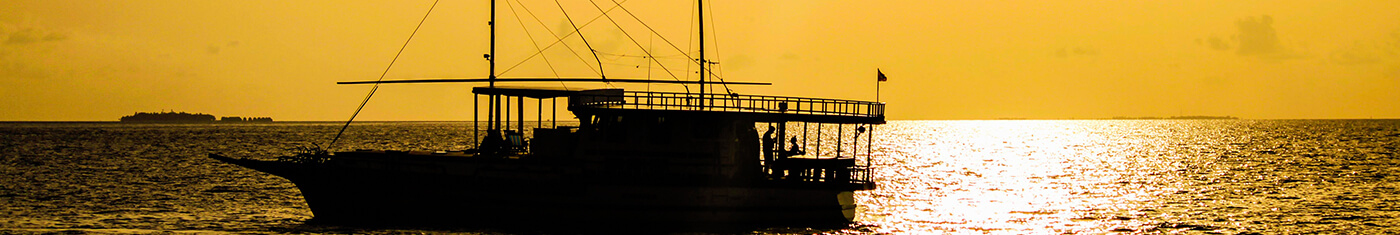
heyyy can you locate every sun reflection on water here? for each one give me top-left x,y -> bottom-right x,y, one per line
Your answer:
857,120 -> 1189,234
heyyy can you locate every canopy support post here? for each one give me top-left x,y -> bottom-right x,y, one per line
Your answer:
517,96 -> 524,134
474,94 -> 479,149
551,97 -> 557,128
837,123 -> 843,158
537,98 -> 542,129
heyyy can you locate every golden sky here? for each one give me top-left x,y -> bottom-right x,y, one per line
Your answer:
2,0 -> 1398,121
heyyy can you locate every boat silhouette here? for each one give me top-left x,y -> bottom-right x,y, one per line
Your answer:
209,0 -> 885,227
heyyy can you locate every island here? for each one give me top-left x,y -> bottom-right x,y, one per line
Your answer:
120,112 -> 273,123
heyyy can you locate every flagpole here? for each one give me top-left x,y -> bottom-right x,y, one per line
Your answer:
876,69 -> 883,103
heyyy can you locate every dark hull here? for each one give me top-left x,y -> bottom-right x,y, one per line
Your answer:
211,155 -> 855,226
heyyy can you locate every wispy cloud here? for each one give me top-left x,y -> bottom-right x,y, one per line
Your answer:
1195,36 -> 1230,51
1197,15 -> 1309,60
1328,29 -> 1400,79
1234,15 -> 1279,56
1054,46 -> 1098,58
1,22 -> 67,45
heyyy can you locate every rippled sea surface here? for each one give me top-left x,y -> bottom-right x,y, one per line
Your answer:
3,120 -> 1399,234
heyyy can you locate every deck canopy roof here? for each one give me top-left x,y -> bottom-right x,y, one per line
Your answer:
470,86 -> 885,124
579,108 -> 887,124
471,86 -> 608,99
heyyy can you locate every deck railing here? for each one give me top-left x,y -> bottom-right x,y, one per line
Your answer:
570,91 -> 884,118
762,160 -> 873,189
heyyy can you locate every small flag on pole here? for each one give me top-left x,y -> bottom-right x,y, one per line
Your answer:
877,69 -> 888,82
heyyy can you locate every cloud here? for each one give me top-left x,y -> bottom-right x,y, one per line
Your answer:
1329,30 -> 1399,65
1054,46 -> 1097,58
1235,15 -> 1279,56
1330,41 -> 1383,65
1330,29 -> 1400,79
1198,15 -> 1308,60
0,22 -> 68,79
2,24 -> 68,45
205,41 -> 241,55
1206,36 -> 1230,51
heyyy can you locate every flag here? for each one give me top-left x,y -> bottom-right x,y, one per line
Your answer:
877,69 -> 887,82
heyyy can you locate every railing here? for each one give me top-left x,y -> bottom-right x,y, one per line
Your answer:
850,165 -> 872,186
570,91 -> 884,118
763,155 -> 875,189
782,163 -> 870,185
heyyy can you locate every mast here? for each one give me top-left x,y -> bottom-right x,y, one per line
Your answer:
490,0 -> 501,130
489,0 -> 496,88
697,0 -> 706,108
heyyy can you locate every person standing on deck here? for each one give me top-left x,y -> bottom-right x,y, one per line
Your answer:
762,124 -> 776,162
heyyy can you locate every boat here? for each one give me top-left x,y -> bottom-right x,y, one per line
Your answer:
209,0 -> 885,227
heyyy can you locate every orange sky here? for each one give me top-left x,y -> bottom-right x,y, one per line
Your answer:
2,0 -> 1398,121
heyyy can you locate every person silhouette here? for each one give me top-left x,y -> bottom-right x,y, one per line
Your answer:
787,136 -> 803,156
762,124 -> 776,160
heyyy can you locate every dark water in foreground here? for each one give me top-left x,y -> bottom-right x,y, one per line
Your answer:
2,120 -> 1399,234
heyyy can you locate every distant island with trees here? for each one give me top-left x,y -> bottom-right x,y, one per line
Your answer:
119,111 -> 273,123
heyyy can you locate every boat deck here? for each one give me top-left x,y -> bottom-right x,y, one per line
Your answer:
572,90 -> 884,123
478,87 -> 886,124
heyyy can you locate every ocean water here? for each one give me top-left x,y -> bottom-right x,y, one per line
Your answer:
2,120 -> 1399,234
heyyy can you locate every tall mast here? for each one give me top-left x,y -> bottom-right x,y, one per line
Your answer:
490,0 -> 500,130
697,0 -> 706,107
489,0 -> 496,88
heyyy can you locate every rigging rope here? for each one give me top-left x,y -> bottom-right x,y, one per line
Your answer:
686,1 -> 695,84
607,0 -> 708,77
704,1 -> 734,95
326,0 -> 440,151
556,0 -> 607,84
700,1 -> 733,94
596,62 -> 700,73
510,0 -> 605,78
497,2 -> 625,77
505,0 -> 567,90
594,51 -> 689,59
587,0 -> 688,85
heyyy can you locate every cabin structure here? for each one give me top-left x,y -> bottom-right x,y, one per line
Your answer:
466,86 -> 884,190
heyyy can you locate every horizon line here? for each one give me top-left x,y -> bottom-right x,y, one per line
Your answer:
5,118 -> 1400,123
